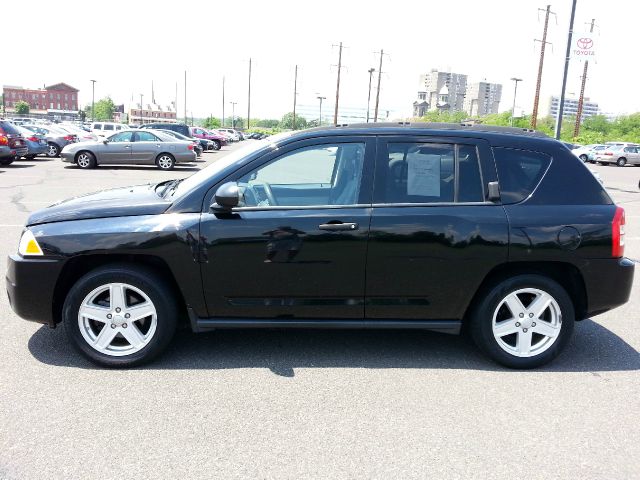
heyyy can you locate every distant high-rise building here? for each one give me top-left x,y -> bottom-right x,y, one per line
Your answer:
413,70 -> 467,116
543,96 -> 599,120
464,82 -> 502,116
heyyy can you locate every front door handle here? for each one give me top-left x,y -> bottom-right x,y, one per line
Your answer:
123,145 -> 131,149
318,222 -> 359,231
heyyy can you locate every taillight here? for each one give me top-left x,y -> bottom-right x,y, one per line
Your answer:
63,135 -> 74,141
0,135 -> 8,146
612,206 -> 625,258
187,144 -> 194,151
27,136 -> 38,142
604,152 -> 613,156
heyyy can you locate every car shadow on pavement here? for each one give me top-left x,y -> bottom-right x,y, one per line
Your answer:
62,165 -> 201,172
28,319 -> 639,376
3,164 -> 35,169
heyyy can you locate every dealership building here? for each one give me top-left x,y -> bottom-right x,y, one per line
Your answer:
2,83 -> 80,120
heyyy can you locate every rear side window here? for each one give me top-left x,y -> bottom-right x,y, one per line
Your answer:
493,147 -> 551,204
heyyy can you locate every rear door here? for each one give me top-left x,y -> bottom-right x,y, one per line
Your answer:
131,131 -> 163,164
365,136 -> 509,321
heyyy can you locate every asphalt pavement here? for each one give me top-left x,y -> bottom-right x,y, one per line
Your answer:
0,146 -> 638,479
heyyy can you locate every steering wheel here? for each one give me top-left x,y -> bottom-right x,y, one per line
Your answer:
249,180 -> 278,206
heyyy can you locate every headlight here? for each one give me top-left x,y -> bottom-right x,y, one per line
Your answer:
18,230 -> 44,256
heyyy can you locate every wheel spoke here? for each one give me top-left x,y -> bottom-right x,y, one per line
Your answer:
110,284 -> 127,310
516,329 -> 533,355
504,293 -> 526,318
531,320 -> 559,338
493,319 -> 520,337
120,323 -> 146,349
126,302 -> 155,322
527,292 -> 552,320
94,325 -> 118,349
79,304 -> 110,323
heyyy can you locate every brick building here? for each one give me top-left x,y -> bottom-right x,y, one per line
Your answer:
2,82 -> 79,119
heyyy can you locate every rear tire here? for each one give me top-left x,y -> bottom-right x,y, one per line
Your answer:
579,154 -> 588,162
212,140 -> 221,150
62,264 -> 178,368
25,154 -> 37,160
0,157 -> 14,166
470,274 -> 574,369
46,143 -> 60,157
156,153 -> 175,170
616,157 -> 627,167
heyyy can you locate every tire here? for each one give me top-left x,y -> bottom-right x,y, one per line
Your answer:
25,154 -> 37,160
46,143 -> 60,157
470,274 -> 575,369
0,157 -> 14,166
616,157 -> 626,167
579,154 -> 588,162
156,153 -> 175,170
211,140 -> 221,151
62,264 -> 178,367
76,151 -> 96,169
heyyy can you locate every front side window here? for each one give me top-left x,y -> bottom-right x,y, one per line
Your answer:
237,143 -> 366,207
109,131 -> 133,142
103,124 -> 114,131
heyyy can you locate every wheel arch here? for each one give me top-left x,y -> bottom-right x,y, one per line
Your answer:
52,254 -> 187,327
74,149 -> 95,162
463,261 -> 588,327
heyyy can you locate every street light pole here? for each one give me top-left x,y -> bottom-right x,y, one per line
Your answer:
139,94 -> 144,124
90,79 -> 96,122
366,68 -> 375,123
316,96 -> 325,126
554,0 -> 578,139
510,77 -> 523,126
230,101 -> 237,128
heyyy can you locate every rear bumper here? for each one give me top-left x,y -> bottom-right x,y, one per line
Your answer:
6,254 -> 65,327
175,151 -> 197,163
583,257 -> 635,317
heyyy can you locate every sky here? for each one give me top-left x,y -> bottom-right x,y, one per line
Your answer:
2,0 -> 636,121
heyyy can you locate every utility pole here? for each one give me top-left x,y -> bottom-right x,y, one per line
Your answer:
574,18 -> 596,138
366,68 -> 375,123
230,101 -> 237,128
333,41 -> 343,126
555,0 -> 578,140
373,49 -> 384,122
90,79 -> 96,122
292,65 -> 298,130
175,82 -> 178,121
531,5 -> 555,129
510,78 -> 523,126
222,76 -> 225,127
317,96 -> 325,126
139,94 -> 144,124
247,58 -> 252,129
184,70 -> 187,124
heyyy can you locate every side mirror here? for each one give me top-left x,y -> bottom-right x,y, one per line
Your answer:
102,138 -> 108,144
211,182 -> 240,211
487,181 -> 500,202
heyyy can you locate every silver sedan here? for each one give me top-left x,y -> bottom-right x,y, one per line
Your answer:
61,129 -> 197,170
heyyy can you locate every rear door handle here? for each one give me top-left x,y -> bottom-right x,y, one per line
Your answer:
318,222 -> 359,231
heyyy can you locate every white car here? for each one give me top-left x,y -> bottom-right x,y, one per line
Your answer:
58,124 -> 98,143
572,144 -> 599,162
91,122 -> 128,138
218,128 -> 240,141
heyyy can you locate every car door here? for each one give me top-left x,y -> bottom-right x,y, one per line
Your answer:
199,137 -> 375,319
131,131 -> 162,164
100,131 -> 133,164
365,136 -> 509,322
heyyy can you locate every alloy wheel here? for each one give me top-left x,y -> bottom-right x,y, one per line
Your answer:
157,155 -> 174,169
77,153 -> 91,168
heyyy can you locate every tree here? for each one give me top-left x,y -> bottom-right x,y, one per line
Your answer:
255,119 -> 280,128
223,116 -> 244,129
14,101 -> 30,115
279,112 -> 307,130
91,97 -> 116,121
421,110 -> 468,123
202,116 -> 221,129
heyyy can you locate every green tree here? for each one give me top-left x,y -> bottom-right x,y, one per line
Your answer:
421,110 -> 468,123
255,119 -> 280,128
90,97 -> 116,121
14,100 -> 30,115
279,112 -> 307,130
202,116 -> 221,129
223,116 -> 244,129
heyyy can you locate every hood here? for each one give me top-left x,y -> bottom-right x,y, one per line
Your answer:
27,183 -> 171,226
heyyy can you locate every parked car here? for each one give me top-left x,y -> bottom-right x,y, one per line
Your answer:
6,123 -> 634,369
595,144 -> 640,166
15,125 -> 48,159
58,124 -> 99,143
586,144 -> 608,163
22,124 -> 77,157
156,129 -> 203,157
218,128 -> 240,141
141,123 -> 191,138
189,127 -> 226,150
91,122 -> 128,138
60,129 -> 196,170
571,144 -> 598,162
0,120 -> 28,165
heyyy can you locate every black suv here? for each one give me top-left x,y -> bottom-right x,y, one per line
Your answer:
141,123 -> 192,137
6,124 -> 634,368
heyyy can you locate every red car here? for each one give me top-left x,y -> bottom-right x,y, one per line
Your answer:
189,126 -> 227,151
0,120 -> 28,165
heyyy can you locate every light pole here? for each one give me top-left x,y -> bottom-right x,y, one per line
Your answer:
229,101 -> 237,128
366,68 -> 375,123
140,94 -> 144,125
90,79 -> 96,122
316,95 -> 326,126
510,78 -> 523,126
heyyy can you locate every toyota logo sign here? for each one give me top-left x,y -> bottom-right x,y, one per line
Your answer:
577,37 -> 593,49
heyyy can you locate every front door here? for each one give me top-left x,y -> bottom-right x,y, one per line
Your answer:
131,131 -> 163,164
199,137 -> 375,319
100,131 -> 133,164
365,136 -> 509,321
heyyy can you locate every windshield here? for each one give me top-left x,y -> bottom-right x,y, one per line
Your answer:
168,131 -> 294,199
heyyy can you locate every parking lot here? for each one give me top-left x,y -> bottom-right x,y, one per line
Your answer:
0,148 -> 639,479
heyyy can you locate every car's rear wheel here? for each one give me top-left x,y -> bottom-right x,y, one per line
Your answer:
62,264 -> 178,367
470,274 -> 574,369
46,143 -> 60,157
156,154 -> 175,170
616,157 -> 627,167
25,154 -> 37,160
76,151 -> 96,169
211,140 -> 220,150
579,154 -> 588,161
0,157 -> 14,166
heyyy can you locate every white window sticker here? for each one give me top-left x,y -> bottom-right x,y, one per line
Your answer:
407,152 -> 441,196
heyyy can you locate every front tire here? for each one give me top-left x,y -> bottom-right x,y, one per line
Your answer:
616,157 -> 626,167
156,154 -> 175,170
579,154 -> 588,162
470,274 -> 574,369
0,157 -> 14,166
76,151 -> 97,169
211,140 -> 220,151
62,264 -> 178,367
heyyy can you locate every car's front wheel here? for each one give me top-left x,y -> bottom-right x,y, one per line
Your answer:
470,274 -> 574,369
76,151 -> 96,169
616,157 -> 627,167
211,140 -> 220,150
579,154 -> 588,162
0,157 -> 14,166
63,264 -> 178,367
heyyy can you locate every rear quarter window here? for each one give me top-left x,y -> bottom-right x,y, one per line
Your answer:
493,147 -> 551,204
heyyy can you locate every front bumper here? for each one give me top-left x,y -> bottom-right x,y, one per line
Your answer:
60,151 -> 75,163
6,254 -> 65,327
